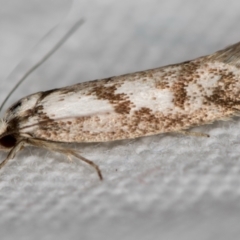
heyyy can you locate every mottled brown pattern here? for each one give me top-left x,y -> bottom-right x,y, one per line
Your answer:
88,84 -> 132,114
205,70 -> 240,109
154,61 -> 202,109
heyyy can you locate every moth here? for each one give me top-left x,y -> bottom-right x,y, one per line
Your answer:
1,40 -> 240,180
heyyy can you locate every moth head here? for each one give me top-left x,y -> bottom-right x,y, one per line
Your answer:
0,119 -> 17,151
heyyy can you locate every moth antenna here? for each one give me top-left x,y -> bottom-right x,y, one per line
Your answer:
0,18 -> 85,113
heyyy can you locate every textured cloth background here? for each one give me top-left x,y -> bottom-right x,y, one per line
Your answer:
0,0 -> 240,239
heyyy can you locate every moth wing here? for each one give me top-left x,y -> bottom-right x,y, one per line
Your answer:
10,41 -> 240,143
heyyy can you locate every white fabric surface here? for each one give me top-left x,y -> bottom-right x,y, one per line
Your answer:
0,0 -> 240,239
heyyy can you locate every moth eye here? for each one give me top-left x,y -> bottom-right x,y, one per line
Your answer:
0,135 -> 17,149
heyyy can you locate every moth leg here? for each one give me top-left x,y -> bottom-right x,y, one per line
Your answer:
177,130 -> 210,138
68,151 -> 103,180
0,140 -> 26,170
57,148 -> 103,180
28,139 -> 103,180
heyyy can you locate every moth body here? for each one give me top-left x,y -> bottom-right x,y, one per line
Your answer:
1,41 -> 240,179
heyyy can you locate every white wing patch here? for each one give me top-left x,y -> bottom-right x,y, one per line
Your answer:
41,91 -> 115,119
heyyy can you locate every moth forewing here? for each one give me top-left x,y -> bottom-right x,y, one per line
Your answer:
1,41 -> 240,180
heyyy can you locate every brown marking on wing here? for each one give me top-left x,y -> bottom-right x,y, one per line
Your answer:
205,70 -> 240,109
154,61 -> 201,109
88,84 -> 133,114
